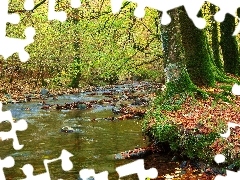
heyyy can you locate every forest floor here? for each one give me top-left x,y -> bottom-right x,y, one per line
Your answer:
143,81 -> 240,179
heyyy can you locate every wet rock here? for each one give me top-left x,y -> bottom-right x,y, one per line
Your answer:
180,161 -> 188,169
61,126 -> 74,133
40,88 -> 49,96
114,153 -> 124,159
77,103 -> 87,110
114,147 -> 153,160
5,94 -> 11,99
24,95 -> 32,102
120,94 -> 128,100
112,107 -> 121,114
131,98 -> 142,106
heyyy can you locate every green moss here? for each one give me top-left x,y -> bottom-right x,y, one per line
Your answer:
220,14 -> 240,75
143,104 -> 219,161
179,7 -> 215,87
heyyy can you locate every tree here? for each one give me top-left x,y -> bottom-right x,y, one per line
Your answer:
178,7 -> 215,87
220,13 -> 240,75
160,8 -> 195,97
69,8 -> 82,88
210,5 -> 223,70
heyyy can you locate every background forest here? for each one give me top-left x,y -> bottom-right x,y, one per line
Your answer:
1,1 -> 240,93
2,0 -> 163,90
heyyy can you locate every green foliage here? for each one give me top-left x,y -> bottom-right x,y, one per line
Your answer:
152,123 -> 179,151
152,67 -> 208,111
132,68 -> 160,81
211,85 -> 235,103
143,104 -> 219,161
3,0 -> 162,87
165,69 -> 195,97
179,7 -> 216,87
179,132 -> 219,160
142,110 -> 180,151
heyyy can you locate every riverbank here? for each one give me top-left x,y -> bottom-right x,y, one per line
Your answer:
144,152 -> 216,180
1,79 -> 239,179
142,81 -> 240,179
0,80 -> 164,104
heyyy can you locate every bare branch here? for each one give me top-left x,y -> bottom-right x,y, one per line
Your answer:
8,0 -> 47,14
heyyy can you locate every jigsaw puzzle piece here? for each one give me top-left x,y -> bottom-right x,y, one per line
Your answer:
20,164 -> 51,180
0,0 -> 35,62
132,0 -> 182,25
111,0 -> 184,25
43,149 -> 74,171
111,0 -> 206,27
0,0 -> 20,38
209,0 -> 240,35
183,0 -> 206,29
0,156 -> 14,180
0,27 -> 35,62
0,102 -> 28,150
20,150 -> 73,179
48,0 -> 82,22
116,159 -> 158,180
48,0 -> 67,22
79,169 -> 108,180
0,119 -> 28,150
209,0 -> 240,22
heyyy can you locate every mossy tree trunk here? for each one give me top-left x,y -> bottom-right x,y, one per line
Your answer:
220,13 -> 240,75
179,7 -> 215,86
210,5 -> 223,70
160,8 -> 195,97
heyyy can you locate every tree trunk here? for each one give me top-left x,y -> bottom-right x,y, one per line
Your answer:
179,7 -> 215,86
70,9 -> 81,88
210,5 -> 222,70
220,13 -> 240,75
160,8 -> 195,97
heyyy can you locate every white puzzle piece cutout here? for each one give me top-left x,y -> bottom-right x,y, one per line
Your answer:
111,0 -> 240,34
0,156 -> 15,180
20,149 -> 73,180
0,0 -> 35,62
116,159 -> 158,180
0,102 -> 28,150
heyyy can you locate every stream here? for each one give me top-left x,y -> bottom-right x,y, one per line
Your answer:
1,82 -> 162,180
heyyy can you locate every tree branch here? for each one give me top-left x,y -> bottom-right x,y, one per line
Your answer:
8,0 -> 47,13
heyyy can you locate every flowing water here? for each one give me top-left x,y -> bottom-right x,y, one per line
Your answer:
1,83 -> 156,180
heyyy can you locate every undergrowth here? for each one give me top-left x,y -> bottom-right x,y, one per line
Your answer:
142,79 -> 240,169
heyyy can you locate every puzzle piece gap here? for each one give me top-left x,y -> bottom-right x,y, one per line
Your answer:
116,159 -> 158,180
24,0 -> 35,11
0,156 -> 15,180
110,0 -> 240,35
161,12 -> 171,25
0,102 -> 28,150
79,169 -> 108,180
21,150 -> 73,179
71,0 -> 81,8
